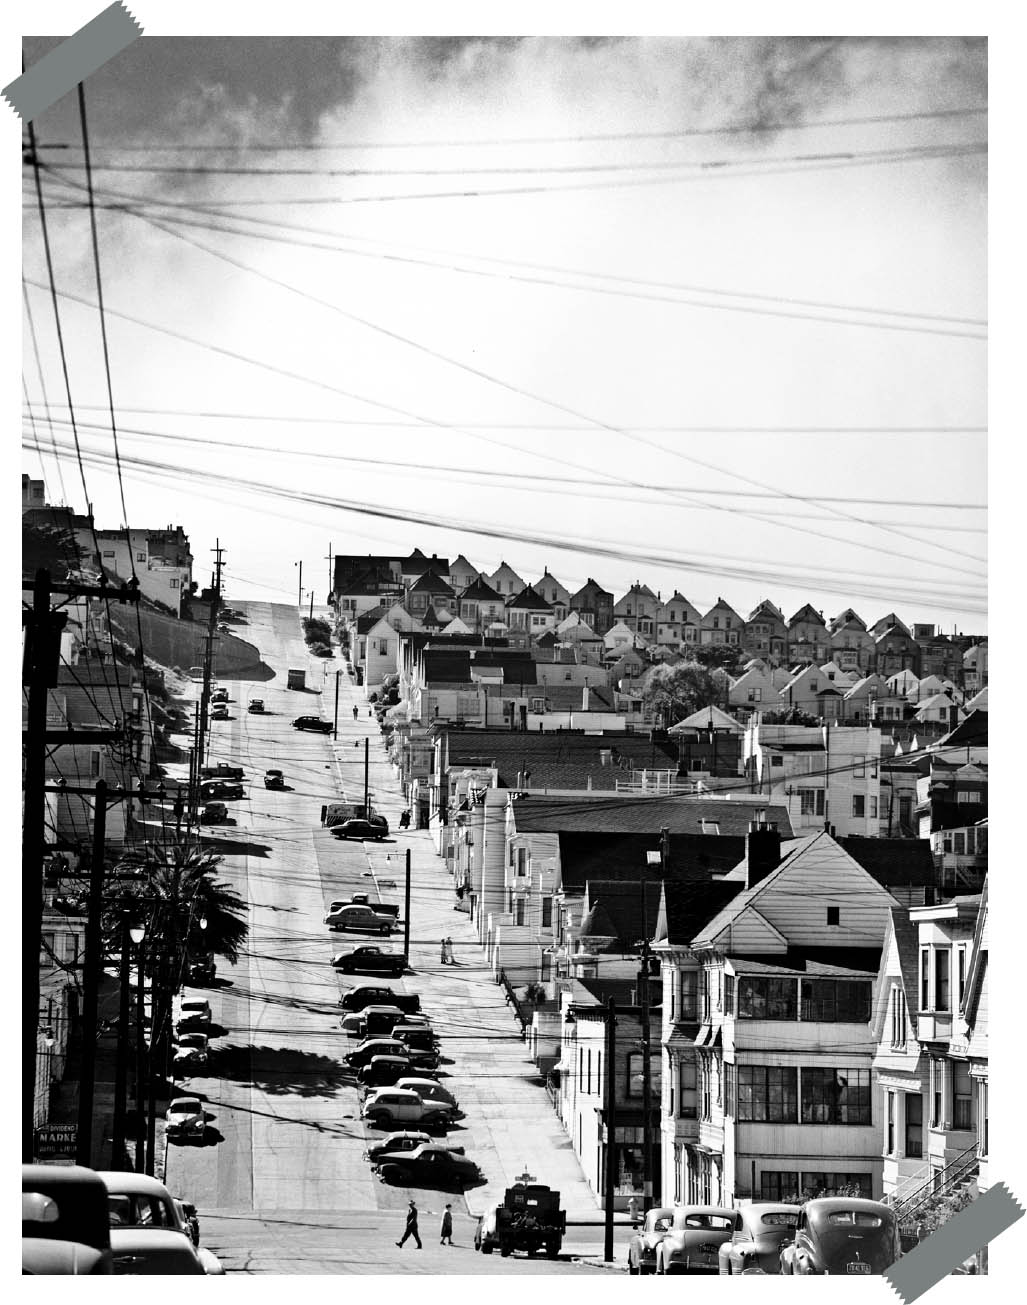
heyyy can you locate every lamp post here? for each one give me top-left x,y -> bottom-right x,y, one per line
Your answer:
112,913 -> 142,1169
130,922 -> 146,1172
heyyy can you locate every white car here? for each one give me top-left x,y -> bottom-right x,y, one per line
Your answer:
211,703 -> 229,720
173,1033 -> 209,1069
394,1077 -> 462,1116
100,1172 -> 223,1273
175,998 -> 212,1034
165,1097 -> 206,1142
361,1087 -> 452,1132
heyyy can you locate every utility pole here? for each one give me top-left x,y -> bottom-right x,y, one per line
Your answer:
193,543 -> 224,819
325,542 -> 333,601
333,669 -> 341,739
604,997 -> 618,1263
363,737 -> 370,817
134,936 -> 147,1172
639,867 -> 653,1213
404,848 -> 412,960
75,780 -> 107,1166
309,590 -> 315,621
295,559 -> 303,607
111,914 -> 133,1168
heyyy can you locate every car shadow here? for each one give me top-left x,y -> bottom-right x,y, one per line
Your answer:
196,835 -> 273,858
210,1043 -> 351,1097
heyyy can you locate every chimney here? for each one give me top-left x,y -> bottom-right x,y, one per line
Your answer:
582,685 -> 590,711
949,704 -> 959,731
745,819 -> 781,889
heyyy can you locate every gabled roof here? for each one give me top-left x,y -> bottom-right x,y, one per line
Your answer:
450,553 -> 477,575
421,606 -> 448,628
876,623 -> 915,645
577,898 -> 621,946
403,552 -> 450,577
458,576 -> 504,603
837,836 -> 935,889
557,832 -> 748,891
657,877 -> 745,947
408,571 -> 454,596
506,583 -> 553,611
788,603 -> 826,627
915,693 -> 961,718
844,674 -> 889,700
668,704 -> 744,735
570,578 -> 614,602
701,597 -> 743,621
355,606 -> 387,633
937,709 -> 987,749
747,598 -> 785,622
872,612 -> 912,637
965,686 -> 988,712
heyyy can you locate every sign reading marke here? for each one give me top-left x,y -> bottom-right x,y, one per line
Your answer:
35,1124 -> 77,1158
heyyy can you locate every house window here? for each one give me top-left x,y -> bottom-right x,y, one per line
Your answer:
801,1068 -> 871,1125
541,897 -> 553,929
724,1062 -> 735,1116
40,932 -> 56,968
713,617 -> 719,628
954,1063 -> 973,1130
869,796 -> 878,819
376,639 -> 389,655
626,1053 -> 643,1098
887,1091 -> 896,1155
854,757 -> 865,778
102,549 -> 115,558
679,1057 -> 697,1118
530,697 -> 546,714
770,755 -> 784,768
169,578 -> 179,589
680,971 -> 697,1021
748,688 -> 762,702
761,1172 -> 800,1203
906,1092 -> 923,1158
953,831 -> 966,855
800,1172 -> 872,1200
736,1066 -> 798,1123
958,947 -> 967,1007
737,977 -> 797,1020
798,789 -> 825,817
700,1058 -> 712,1120
921,950 -> 930,1010
935,949 -> 950,1012
827,906 -> 840,927
800,979 -> 870,1022
699,820 -> 720,835
586,1048 -> 592,1094
852,794 -> 866,818
513,897 -> 525,927
578,1047 -> 583,1090
724,974 -> 735,1015
516,847 -> 527,876
136,551 -> 146,561
891,987 -> 907,1049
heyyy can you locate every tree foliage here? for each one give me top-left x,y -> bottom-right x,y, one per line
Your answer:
641,661 -> 727,725
22,520 -> 83,582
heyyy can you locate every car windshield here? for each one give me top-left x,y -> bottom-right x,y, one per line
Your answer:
107,1194 -> 176,1228
170,1102 -> 200,1116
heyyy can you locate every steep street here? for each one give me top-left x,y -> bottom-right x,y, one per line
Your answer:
164,602 -> 612,1274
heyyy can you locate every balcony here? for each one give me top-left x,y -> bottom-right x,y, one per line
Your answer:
916,1012 -> 953,1042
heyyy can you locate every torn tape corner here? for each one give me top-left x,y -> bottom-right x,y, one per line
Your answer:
3,2 -> 143,124
885,1181 -> 1025,1304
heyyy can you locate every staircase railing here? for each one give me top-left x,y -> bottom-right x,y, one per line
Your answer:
893,1141 -> 979,1226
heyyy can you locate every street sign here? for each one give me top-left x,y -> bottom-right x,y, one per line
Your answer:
35,1124 -> 77,1159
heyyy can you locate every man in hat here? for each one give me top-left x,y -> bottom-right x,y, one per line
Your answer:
397,1199 -> 422,1249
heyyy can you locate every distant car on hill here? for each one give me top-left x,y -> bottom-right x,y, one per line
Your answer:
292,715 -> 332,733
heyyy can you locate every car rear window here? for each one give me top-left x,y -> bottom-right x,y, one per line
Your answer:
683,1214 -> 733,1230
761,1212 -> 799,1228
828,1212 -> 882,1227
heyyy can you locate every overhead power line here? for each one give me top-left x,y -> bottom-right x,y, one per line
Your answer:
30,104 -> 988,151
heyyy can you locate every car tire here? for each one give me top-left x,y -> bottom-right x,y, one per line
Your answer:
481,1242 -> 493,1256
380,926 -> 389,936
628,1260 -> 639,1276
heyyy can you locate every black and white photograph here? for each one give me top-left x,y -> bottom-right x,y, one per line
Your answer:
17,5 -> 1006,1284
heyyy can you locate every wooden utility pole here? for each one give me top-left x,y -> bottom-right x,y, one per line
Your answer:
604,997 -> 618,1262
363,737 -> 370,817
135,938 -> 147,1173
110,914 -> 133,1168
404,848 -> 412,960
333,669 -> 341,739
75,780 -> 107,1166
192,543 -> 224,818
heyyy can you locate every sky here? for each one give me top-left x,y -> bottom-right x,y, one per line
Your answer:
18,25 -> 987,632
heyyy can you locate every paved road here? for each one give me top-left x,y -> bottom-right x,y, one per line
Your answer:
163,602 -> 611,1274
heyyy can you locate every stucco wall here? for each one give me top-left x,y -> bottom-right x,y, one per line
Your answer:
111,607 -> 271,680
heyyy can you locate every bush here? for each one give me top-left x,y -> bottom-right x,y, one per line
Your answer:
309,642 -> 334,658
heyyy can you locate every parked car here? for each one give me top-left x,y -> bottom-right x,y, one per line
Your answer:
360,1087 -> 453,1132
173,1199 -> 200,1248
394,1077 -> 460,1115
357,1005 -> 410,1038
22,1164 -> 113,1275
391,1024 -> 438,1053
187,954 -> 216,985
336,893 -> 400,918
331,946 -> 406,976
199,802 -> 228,825
364,1131 -> 434,1162
210,687 -> 229,703
331,816 -> 389,841
339,1012 -> 366,1037
188,667 -> 205,682
340,985 -> 419,1014
292,715 -> 333,733
99,1172 -> 190,1235
199,780 -> 243,801
110,1228 -> 215,1274
263,769 -> 285,789
210,703 -> 229,721
375,1144 -> 480,1191
345,1037 -> 408,1070
172,1033 -> 209,1070
326,904 -> 394,935
655,1206 -> 736,1275
248,698 -> 265,713
175,997 -> 212,1033
779,1199 -> 899,1276
627,1206 -> 675,1275
164,1098 -> 206,1143
719,1203 -> 800,1275
356,1055 -> 416,1090
200,762 -> 244,781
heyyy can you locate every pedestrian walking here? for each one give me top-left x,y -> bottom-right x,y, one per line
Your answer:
444,936 -> 455,965
352,705 -> 358,720
440,937 -> 449,965
440,1205 -> 453,1245
399,808 -> 411,830
396,1200 -> 422,1249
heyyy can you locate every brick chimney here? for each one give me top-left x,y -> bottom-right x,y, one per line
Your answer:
746,819 -> 781,889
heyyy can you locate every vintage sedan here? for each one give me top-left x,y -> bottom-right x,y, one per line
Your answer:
627,1207 -> 675,1275
210,703 -> 229,721
340,985 -> 420,1014
292,715 -> 333,733
172,1033 -> 209,1070
325,904 -> 394,935
263,769 -> 285,789
331,945 -> 407,976
198,802 -> 228,826
364,1131 -> 434,1163
655,1206 -> 736,1275
331,816 -> 389,841
164,1097 -> 206,1143
719,1203 -> 800,1274
199,779 -> 244,801
779,1199 -> 899,1276
375,1144 -> 480,1191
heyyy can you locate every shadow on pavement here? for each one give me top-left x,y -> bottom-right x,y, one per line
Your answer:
211,1044 -> 351,1097
196,835 -> 273,858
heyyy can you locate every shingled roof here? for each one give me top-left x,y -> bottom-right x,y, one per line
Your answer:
558,831 -> 749,890
459,577 -> 504,603
838,836 -> 935,889
505,583 -> 553,611
658,878 -> 745,947
511,794 -> 793,837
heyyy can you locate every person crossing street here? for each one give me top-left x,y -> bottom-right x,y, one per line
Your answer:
396,1200 -> 422,1249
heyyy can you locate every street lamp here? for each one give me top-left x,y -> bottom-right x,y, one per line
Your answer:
130,923 -> 147,1173
112,914 -> 144,1169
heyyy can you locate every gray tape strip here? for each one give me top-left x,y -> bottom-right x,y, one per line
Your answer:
3,2 -> 142,123
885,1183 -> 1024,1302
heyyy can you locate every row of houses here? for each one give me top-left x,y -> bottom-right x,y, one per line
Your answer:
330,547 -> 987,683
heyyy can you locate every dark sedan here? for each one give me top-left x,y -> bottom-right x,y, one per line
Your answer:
331,946 -> 407,976
374,1145 -> 481,1191
331,817 -> 389,841
779,1199 -> 899,1276
292,716 -> 333,733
